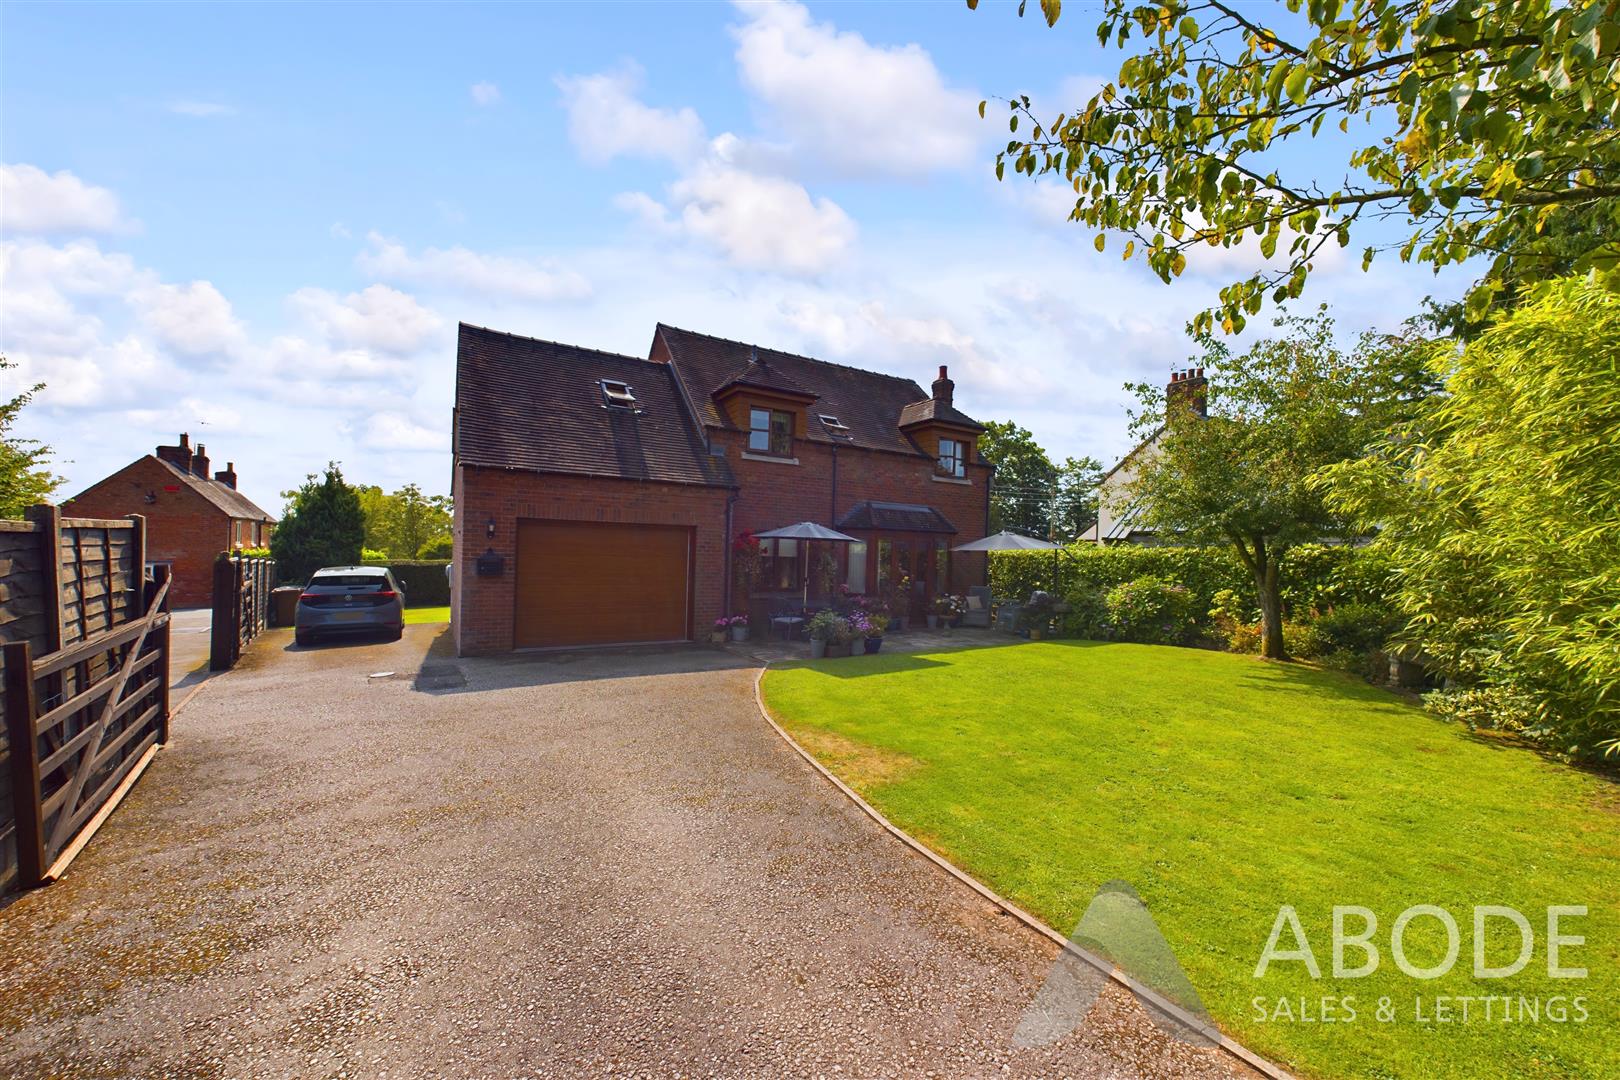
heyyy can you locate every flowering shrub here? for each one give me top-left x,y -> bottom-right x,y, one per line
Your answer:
932,593 -> 966,618
713,618 -> 731,632
848,611 -> 877,637
728,615 -> 748,627
1104,575 -> 1198,645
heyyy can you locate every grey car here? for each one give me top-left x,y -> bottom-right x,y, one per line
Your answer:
294,566 -> 405,646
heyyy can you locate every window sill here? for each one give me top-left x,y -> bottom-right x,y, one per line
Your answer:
931,474 -> 971,485
742,452 -> 800,466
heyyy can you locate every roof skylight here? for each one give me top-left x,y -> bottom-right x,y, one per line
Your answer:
600,379 -> 637,408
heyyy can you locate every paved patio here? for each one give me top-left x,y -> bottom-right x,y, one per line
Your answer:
725,625 -> 1018,663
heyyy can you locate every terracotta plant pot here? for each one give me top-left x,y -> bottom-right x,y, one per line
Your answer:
826,642 -> 852,658
710,631 -> 727,646
1029,627 -> 1045,641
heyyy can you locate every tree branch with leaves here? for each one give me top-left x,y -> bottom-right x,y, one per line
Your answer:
970,0 -> 1620,332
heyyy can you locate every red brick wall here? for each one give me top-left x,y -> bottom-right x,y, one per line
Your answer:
717,430 -> 991,594
60,456 -> 233,608
453,465 -> 732,656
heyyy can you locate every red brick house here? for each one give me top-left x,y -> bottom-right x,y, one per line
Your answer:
61,434 -> 275,608
452,322 -> 992,654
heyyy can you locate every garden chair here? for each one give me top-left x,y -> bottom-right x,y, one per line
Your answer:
961,586 -> 992,628
770,605 -> 806,641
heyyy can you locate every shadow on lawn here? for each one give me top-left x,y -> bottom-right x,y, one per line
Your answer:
780,652 -> 954,677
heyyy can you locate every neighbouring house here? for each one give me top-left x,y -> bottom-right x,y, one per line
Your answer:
60,434 -> 276,607
1079,368 -> 1207,545
451,322 -> 993,654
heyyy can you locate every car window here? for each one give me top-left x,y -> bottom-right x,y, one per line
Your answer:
308,574 -> 390,589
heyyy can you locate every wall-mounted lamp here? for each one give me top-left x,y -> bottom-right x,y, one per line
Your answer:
486,515 -> 497,538
143,490 -> 158,504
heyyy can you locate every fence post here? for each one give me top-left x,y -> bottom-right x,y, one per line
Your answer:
154,565 -> 172,744
25,505 -> 65,706
3,641 -> 45,889
210,555 -> 234,671
128,513 -> 147,624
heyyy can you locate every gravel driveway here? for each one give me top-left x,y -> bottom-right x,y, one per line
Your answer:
0,625 -> 1246,1079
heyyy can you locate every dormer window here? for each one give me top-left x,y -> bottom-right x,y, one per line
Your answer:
819,414 -> 851,437
937,437 -> 966,478
600,379 -> 637,408
749,407 -> 793,457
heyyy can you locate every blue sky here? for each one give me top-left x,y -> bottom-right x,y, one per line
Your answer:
1,0 -> 1471,515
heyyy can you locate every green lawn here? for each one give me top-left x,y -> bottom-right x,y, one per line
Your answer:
762,642 -> 1619,1080
402,605 -> 449,625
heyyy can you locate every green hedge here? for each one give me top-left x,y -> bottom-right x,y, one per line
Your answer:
989,543 -> 1389,622
362,559 -> 450,606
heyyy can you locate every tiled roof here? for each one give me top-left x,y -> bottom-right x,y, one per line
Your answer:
715,356 -> 815,399
836,501 -> 958,534
155,458 -> 274,521
897,398 -> 984,431
656,324 -> 980,458
455,323 -> 736,488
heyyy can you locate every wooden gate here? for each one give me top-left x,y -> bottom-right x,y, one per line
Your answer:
0,507 -> 170,892
210,553 -> 275,672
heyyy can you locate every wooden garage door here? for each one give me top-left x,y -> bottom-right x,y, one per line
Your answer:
514,520 -> 692,649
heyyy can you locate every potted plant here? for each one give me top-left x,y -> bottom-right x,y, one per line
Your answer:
728,614 -> 749,642
1019,592 -> 1059,641
931,593 -> 965,629
860,611 -> 889,653
824,613 -> 855,657
807,609 -> 844,659
710,618 -> 729,646
882,573 -> 910,632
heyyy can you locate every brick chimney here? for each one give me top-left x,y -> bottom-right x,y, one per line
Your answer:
931,364 -> 954,408
1167,367 -> 1208,419
191,443 -> 210,479
156,432 -> 192,470
214,462 -> 238,489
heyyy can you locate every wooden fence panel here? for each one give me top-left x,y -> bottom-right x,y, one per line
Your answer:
0,509 -> 149,894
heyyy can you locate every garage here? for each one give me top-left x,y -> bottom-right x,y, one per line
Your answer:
514,520 -> 693,649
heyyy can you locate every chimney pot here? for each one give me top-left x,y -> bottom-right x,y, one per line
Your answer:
930,365 -> 955,408
179,432 -> 190,450
1167,367 -> 1209,419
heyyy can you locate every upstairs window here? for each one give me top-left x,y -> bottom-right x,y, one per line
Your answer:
749,407 -> 794,457
938,437 -> 966,478
600,379 -> 637,408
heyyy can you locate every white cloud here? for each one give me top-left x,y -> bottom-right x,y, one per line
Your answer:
262,334 -> 414,384
169,101 -> 236,118
0,164 -> 130,235
729,0 -> 982,177
356,412 -> 449,451
555,63 -> 707,165
130,280 -> 246,358
287,284 -> 443,355
329,221 -> 352,240
470,81 -> 502,107
357,232 -> 591,302
612,191 -> 675,232
664,158 -> 855,275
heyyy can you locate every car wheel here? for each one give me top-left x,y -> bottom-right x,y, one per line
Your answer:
295,630 -> 314,647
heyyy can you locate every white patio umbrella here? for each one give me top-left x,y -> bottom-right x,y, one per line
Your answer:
753,521 -> 860,606
952,530 -> 1063,591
